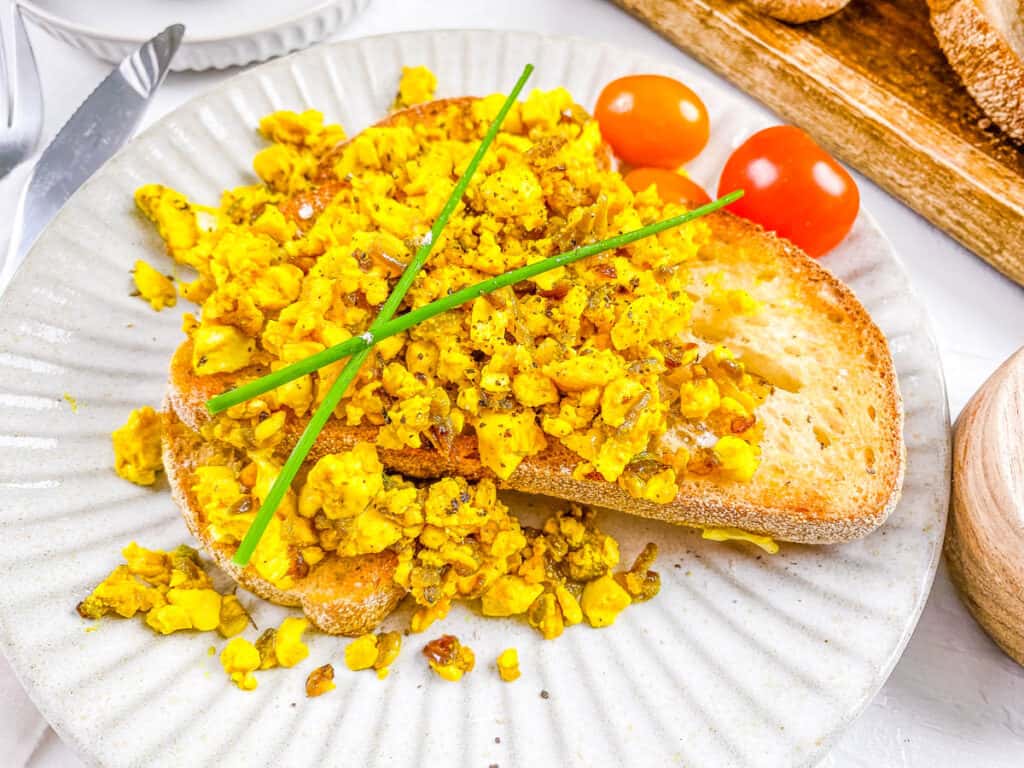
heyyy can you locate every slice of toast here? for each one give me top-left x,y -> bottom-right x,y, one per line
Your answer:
168,209 -> 904,546
162,409 -> 406,635
929,0 -> 1024,141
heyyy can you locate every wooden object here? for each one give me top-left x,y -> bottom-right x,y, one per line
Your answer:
948,347 -> 1024,667
613,0 -> 1024,286
750,0 -> 853,23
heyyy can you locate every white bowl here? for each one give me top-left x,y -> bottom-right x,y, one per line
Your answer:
18,0 -> 372,71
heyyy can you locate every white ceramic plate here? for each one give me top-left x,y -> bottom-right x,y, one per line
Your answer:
0,30 -> 949,768
18,0 -> 371,70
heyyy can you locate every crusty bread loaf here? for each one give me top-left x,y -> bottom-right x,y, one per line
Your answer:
929,0 -> 1024,141
162,409 -> 406,635
168,209 -> 904,546
748,0 -> 852,23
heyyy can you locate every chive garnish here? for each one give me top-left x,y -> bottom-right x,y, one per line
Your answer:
231,64 -> 534,566
207,190 -> 743,416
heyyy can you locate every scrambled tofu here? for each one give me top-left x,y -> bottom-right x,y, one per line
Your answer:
496,648 -> 520,682
218,595 -> 251,637
77,565 -> 164,620
275,617 -> 310,665
344,631 -> 402,678
615,542 -> 662,602
88,597 -> 315,693
580,574 -> 631,628
78,543 -> 250,638
110,69 -> 779,687
221,637 -> 260,690
394,65 -> 437,109
133,260 -> 177,311
137,73 -> 768,505
111,406 -> 163,486
250,616 -> 310,671
191,439 -> 657,639
423,634 -> 475,682
275,617 -> 311,667
345,633 -> 379,671
148,587 -> 221,634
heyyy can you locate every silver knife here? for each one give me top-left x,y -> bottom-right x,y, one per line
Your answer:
1,23 -> 184,289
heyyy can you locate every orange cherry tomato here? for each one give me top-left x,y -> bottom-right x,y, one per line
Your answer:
595,75 -> 710,168
624,168 -> 711,207
717,125 -> 859,258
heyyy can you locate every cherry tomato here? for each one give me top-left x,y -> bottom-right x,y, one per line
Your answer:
595,75 -> 710,168
624,168 -> 711,207
717,125 -> 859,258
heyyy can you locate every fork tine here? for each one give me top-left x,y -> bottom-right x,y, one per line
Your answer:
11,4 -> 42,141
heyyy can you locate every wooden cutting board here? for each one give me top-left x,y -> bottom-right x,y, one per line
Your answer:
614,0 -> 1024,286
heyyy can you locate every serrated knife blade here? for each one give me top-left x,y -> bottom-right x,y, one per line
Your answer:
1,23 -> 184,290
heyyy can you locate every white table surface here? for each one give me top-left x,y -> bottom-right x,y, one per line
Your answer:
2,0 -> 1023,766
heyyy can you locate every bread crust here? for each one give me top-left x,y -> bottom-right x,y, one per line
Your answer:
929,0 -> 1024,141
162,409 -> 406,636
747,0 -> 852,24
168,210 -> 904,546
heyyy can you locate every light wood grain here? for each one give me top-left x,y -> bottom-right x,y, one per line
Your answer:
948,347 -> 1024,667
614,0 -> 1024,286
749,0 -> 853,23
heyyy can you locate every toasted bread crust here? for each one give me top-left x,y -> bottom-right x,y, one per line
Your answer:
747,0 -> 851,24
168,209 -> 903,545
929,0 -> 1024,141
315,97 -> 476,180
162,409 -> 406,635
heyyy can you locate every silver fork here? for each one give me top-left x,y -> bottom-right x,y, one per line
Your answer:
0,3 -> 42,179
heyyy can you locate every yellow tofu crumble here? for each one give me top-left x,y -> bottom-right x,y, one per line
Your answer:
133,259 -> 177,311
111,406 -> 163,486
136,76 -> 767,499
89,66 -> 785,696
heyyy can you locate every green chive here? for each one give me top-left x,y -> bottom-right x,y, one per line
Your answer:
208,190 -> 742,416
231,64 -> 535,567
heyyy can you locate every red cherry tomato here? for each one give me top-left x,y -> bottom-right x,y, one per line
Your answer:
595,75 -> 710,168
717,125 -> 859,258
624,168 -> 711,207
